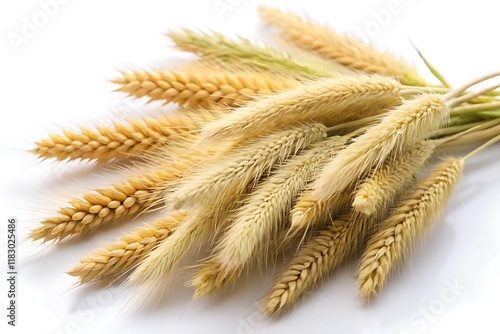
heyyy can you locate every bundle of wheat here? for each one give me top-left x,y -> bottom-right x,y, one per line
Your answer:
29,6 -> 500,318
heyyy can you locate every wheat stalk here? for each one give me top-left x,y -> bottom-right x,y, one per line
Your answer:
264,213 -> 375,317
200,73 -> 401,142
258,6 -> 426,86
192,137 -> 347,296
170,123 -> 327,209
112,68 -> 298,107
357,158 -> 464,299
168,28 -> 336,77
352,140 -> 436,216
313,94 -> 449,201
32,110 -> 217,163
67,211 -> 188,284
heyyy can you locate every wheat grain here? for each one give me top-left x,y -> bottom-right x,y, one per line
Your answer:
168,28 -> 335,77
112,68 -> 298,107
170,123 -> 327,209
200,73 -> 401,142
32,110 -> 217,163
357,158 -> 464,299
352,140 -> 435,216
264,213 -> 375,317
258,6 -> 426,86
313,94 -> 449,201
67,211 -> 188,283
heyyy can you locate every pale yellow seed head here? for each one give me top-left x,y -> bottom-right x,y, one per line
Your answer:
352,140 -> 436,216
313,94 -> 449,201
357,158 -> 464,299
258,6 -> 427,86
200,73 -> 401,142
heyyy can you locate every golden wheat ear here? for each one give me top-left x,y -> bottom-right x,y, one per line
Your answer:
313,94 -> 449,202
357,158 -> 464,300
264,213 -> 376,317
352,140 -> 436,216
258,6 -> 427,86
288,188 -> 352,239
168,28 -> 339,78
67,211 -> 188,284
31,109 -> 219,163
169,123 -> 327,209
28,158 -> 189,243
200,73 -> 401,143
111,68 -> 298,107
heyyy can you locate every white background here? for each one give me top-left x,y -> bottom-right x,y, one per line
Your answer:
1,1 -> 500,333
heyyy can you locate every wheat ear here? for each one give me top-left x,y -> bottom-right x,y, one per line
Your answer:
357,158 -> 464,299
67,211 -> 188,284
289,189 -> 352,237
191,260 -> 244,297
200,73 -> 401,142
288,132 -> 358,235
192,137 -> 347,296
32,110 -> 217,163
258,6 -> 426,86
170,123 -> 327,209
168,28 -> 334,77
29,159 -> 189,243
352,140 -> 436,216
112,68 -> 297,107
313,94 -> 449,201
264,213 -> 375,317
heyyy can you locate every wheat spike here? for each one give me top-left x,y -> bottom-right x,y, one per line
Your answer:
288,132 -> 358,235
32,110 -> 218,163
353,140 -> 436,216
67,211 -> 188,284
191,260 -> 244,297
127,205 -> 235,291
289,189 -> 352,237
264,213 -> 375,317
357,158 -> 464,299
258,6 -> 426,86
170,123 -> 327,209
29,159 -> 190,243
112,68 -> 298,107
192,137 -> 347,296
200,73 -> 401,142
168,28 -> 334,77
313,94 -> 449,201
